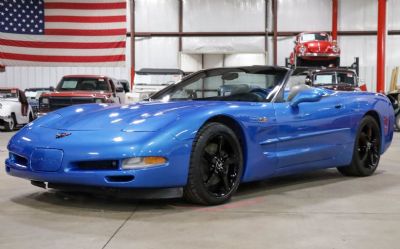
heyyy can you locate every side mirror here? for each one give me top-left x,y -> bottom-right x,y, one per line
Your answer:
290,87 -> 326,108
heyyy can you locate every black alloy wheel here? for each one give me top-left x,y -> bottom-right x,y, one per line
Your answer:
337,116 -> 381,176
184,122 -> 243,205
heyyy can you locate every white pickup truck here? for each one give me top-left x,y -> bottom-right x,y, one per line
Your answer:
0,88 -> 34,131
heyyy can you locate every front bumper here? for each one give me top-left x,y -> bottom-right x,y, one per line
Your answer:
0,115 -> 11,121
5,127 -> 193,189
298,53 -> 340,58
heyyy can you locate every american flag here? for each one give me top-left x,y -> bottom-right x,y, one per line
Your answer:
0,0 -> 126,66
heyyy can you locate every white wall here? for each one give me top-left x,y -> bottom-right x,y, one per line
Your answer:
1,0 -> 399,92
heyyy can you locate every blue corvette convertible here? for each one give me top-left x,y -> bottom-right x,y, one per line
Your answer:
5,66 -> 394,205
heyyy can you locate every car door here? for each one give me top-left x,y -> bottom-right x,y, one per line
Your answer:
273,85 -> 351,170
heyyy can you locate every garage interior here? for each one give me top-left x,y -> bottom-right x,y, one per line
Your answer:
1,0 -> 400,248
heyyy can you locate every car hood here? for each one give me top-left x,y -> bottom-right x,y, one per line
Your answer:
37,101 -> 209,131
301,41 -> 335,53
0,99 -> 18,105
41,91 -> 111,98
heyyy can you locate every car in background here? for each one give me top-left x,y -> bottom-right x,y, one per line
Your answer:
6,66 -> 394,205
307,68 -> 361,91
25,87 -> 54,117
289,32 -> 340,67
130,68 -> 185,102
38,75 -> 127,115
289,68 -> 365,92
0,88 -> 34,131
386,90 -> 400,130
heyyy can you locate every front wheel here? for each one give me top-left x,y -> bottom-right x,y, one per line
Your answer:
184,122 -> 243,205
337,116 -> 381,176
4,114 -> 17,131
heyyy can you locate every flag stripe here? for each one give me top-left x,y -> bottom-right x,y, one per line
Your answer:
45,9 -> 124,16
0,33 -> 125,43
45,15 -> 126,23
0,52 -> 125,63
44,2 -> 126,10
0,39 -> 125,49
45,29 -> 126,36
45,22 -> 125,30
0,59 -> 125,67
45,0 -> 124,3
1,46 -> 125,56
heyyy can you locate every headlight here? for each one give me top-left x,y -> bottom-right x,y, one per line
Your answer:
41,98 -> 49,104
332,45 -> 339,53
299,46 -> 306,53
95,99 -> 103,103
122,157 -> 167,169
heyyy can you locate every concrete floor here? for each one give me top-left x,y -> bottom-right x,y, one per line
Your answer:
0,131 -> 399,249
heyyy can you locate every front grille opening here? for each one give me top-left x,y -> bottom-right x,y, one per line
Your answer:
105,175 -> 135,182
75,160 -> 119,170
11,153 -> 28,167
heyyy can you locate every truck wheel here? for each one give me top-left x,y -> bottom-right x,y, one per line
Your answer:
5,114 -> 17,131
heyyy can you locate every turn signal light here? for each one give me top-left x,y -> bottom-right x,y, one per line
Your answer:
122,157 -> 167,169
143,157 -> 166,165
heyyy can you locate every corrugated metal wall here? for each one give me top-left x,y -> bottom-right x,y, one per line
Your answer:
0,0 -> 399,91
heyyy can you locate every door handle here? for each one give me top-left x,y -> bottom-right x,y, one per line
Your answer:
334,104 -> 343,109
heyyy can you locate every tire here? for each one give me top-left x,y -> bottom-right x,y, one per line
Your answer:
337,116 -> 381,176
183,122 -> 243,205
295,57 -> 302,67
4,114 -> 17,132
395,113 -> 400,131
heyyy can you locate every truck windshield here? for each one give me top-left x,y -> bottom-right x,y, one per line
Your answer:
56,78 -> 110,92
0,90 -> 18,99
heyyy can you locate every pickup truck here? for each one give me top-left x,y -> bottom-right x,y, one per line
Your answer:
39,75 -> 127,115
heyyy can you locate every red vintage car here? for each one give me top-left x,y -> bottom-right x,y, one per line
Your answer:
289,32 -> 340,67
38,75 -> 127,115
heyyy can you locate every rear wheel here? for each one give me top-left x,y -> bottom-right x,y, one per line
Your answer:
337,116 -> 381,176
184,122 -> 243,205
4,114 -> 17,131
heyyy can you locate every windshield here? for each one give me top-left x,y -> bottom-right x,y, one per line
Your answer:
0,89 -> 18,99
56,78 -> 110,92
337,72 -> 356,85
313,72 -> 356,86
151,67 -> 288,102
300,33 -> 329,42
314,73 -> 335,85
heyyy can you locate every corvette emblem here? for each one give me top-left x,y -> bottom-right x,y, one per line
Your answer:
55,132 -> 72,139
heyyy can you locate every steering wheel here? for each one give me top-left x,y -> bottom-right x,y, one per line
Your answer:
250,88 -> 269,100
